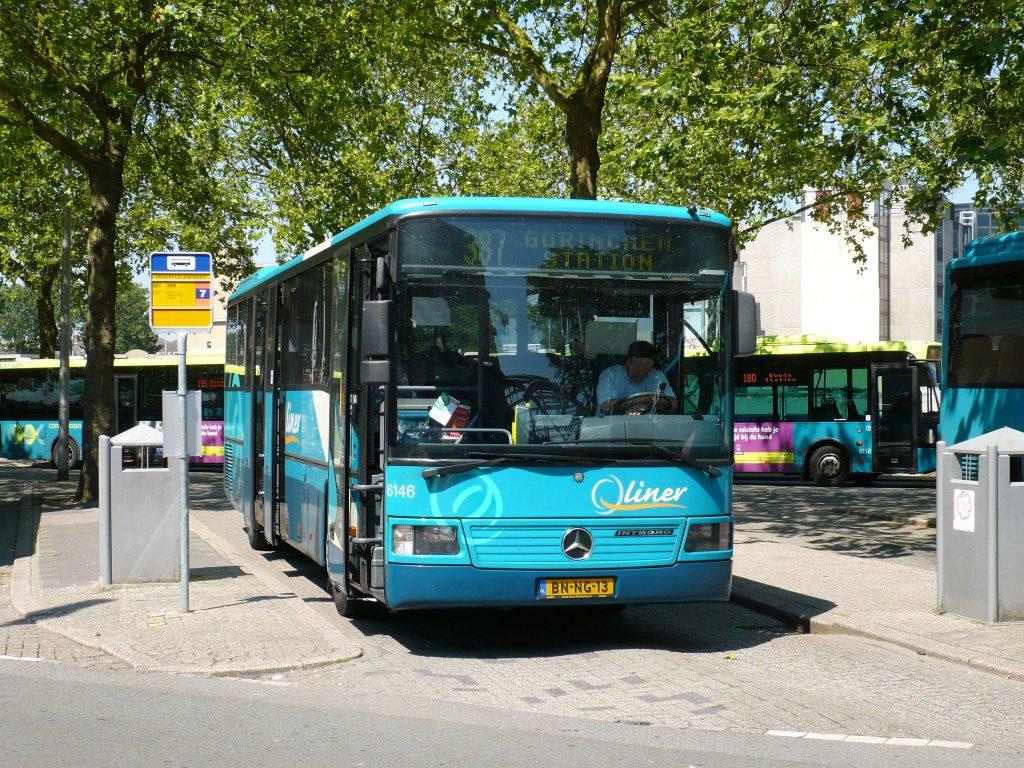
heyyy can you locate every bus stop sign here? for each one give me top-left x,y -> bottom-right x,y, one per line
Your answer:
149,252 -> 214,332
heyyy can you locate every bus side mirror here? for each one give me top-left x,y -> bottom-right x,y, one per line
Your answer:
734,290 -> 756,357
360,300 -> 393,385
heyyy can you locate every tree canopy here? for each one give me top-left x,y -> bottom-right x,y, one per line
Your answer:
2,0 -> 1022,501
863,0 -> 1024,228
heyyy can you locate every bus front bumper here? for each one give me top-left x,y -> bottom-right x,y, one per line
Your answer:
383,560 -> 732,611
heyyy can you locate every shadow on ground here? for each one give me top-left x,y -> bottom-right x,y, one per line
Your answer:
733,481 -> 935,560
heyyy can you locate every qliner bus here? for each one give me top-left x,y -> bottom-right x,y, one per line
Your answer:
942,229 -> 1024,444
0,352 -> 225,467
732,337 -> 941,485
223,198 -> 755,616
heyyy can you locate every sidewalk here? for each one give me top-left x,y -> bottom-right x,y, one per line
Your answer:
730,502 -> 1024,683
5,468 -> 361,676
5,465 -> 1024,682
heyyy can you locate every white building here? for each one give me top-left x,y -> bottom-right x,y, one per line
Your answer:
737,189 -> 956,343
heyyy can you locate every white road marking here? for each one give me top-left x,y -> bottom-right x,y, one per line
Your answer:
766,731 -> 973,749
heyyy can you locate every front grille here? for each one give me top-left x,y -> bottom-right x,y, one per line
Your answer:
466,521 -> 681,568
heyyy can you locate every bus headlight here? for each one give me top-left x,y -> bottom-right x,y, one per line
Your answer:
684,522 -> 733,553
392,525 -> 461,556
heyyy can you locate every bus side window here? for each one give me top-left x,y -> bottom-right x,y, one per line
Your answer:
849,368 -> 868,420
812,368 -> 849,420
997,334 -> 1024,384
734,385 -> 774,421
957,334 -> 995,385
780,385 -> 809,422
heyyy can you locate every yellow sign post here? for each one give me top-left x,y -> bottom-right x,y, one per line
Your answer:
148,251 -> 214,613
149,252 -> 214,332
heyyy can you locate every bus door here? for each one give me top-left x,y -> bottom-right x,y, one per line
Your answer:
872,364 -> 917,472
115,375 -> 137,434
253,288 -> 282,543
347,243 -> 388,600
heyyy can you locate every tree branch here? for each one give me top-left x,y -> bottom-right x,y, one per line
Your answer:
737,200 -> 822,237
0,80 -> 101,170
484,1 -> 571,110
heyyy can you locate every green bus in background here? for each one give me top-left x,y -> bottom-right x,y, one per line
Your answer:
731,336 -> 940,486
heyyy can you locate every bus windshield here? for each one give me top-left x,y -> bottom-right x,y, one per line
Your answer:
392,215 -> 732,463
948,268 -> 1024,387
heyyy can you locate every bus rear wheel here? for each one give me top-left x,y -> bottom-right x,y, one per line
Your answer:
51,439 -> 80,470
808,445 -> 850,487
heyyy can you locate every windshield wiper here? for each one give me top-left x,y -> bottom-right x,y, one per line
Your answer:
421,452 -> 599,479
642,441 -> 721,479
562,438 -> 722,480
421,457 -> 506,479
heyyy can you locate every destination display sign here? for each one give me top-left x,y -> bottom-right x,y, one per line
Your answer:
149,252 -> 214,332
399,217 -> 730,277
738,370 -> 806,386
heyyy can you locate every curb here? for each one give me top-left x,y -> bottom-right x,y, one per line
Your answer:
9,494 -> 362,676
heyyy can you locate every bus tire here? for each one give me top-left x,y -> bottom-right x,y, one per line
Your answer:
51,439 -> 80,470
808,445 -> 850,487
329,577 -> 373,619
246,522 -> 275,551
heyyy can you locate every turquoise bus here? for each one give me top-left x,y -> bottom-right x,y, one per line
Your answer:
732,337 -> 941,485
223,197 -> 756,616
0,353 -> 225,467
941,230 -> 1024,444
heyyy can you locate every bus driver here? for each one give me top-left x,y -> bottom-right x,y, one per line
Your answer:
597,340 -> 678,416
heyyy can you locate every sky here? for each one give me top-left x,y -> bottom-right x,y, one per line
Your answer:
946,176 -> 979,204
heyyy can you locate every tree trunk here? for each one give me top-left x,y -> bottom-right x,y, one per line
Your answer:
35,265 -> 59,358
565,97 -> 603,200
77,164 -> 123,503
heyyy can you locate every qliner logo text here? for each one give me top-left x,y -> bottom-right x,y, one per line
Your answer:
284,404 -> 302,445
591,475 -> 687,515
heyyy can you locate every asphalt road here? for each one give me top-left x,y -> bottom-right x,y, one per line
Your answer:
2,656 -> 1019,768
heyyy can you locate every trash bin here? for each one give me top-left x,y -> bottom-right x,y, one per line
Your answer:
105,424 -> 182,583
936,428 -> 1024,622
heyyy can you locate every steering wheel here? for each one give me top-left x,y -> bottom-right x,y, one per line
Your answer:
610,393 -> 659,417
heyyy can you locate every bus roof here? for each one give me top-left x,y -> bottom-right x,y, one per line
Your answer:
230,197 -> 732,302
951,229 -> 1024,272
754,335 -> 939,358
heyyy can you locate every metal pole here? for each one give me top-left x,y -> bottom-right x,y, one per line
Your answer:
986,444 -> 998,623
57,129 -> 73,481
935,441 -> 946,609
179,334 -> 190,612
99,435 -> 111,586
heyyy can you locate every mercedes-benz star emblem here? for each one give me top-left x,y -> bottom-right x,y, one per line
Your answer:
561,528 -> 594,560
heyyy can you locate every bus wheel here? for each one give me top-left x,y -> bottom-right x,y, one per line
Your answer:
329,577 -> 373,619
246,522 -> 275,551
809,445 -> 850,487
51,439 -> 80,470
